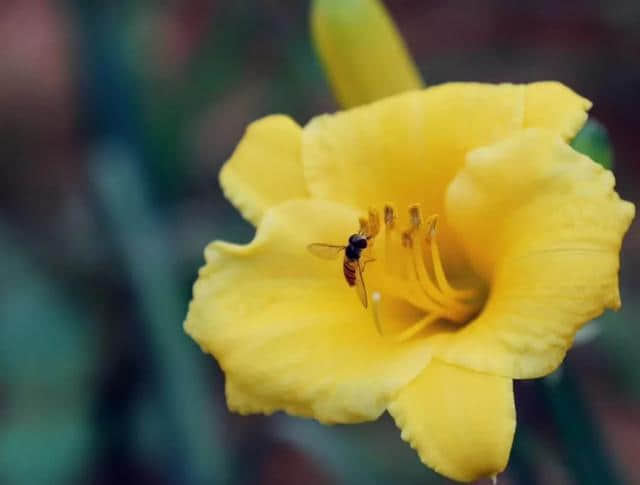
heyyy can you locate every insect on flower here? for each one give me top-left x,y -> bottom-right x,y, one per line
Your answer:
307,209 -> 380,307
185,82 -> 635,483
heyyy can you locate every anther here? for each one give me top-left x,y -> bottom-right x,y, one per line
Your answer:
359,217 -> 369,235
383,204 -> 400,277
401,231 -> 413,248
384,204 -> 396,228
408,204 -> 423,230
425,214 -> 438,240
368,208 -> 380,237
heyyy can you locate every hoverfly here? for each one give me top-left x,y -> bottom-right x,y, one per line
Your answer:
307,210 -> 380,308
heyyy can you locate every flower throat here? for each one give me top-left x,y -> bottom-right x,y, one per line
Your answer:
356,204 -> 481,342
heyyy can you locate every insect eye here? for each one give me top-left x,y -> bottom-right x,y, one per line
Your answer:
355,238 -> 367,249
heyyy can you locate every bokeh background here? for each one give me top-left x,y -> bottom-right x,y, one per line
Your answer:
1,1 -> 638,484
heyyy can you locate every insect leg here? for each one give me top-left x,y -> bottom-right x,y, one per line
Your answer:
361,258 -> 376,272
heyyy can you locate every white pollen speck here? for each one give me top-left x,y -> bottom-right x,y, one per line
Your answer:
372,291 -> 381,302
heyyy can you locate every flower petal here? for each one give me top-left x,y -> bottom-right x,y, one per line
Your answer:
311,0 -> 423,108
184,199 -> 432,423
388,359 -> 515,483
524,81 -> 592,140
219,115 -> 309,226
303,82 -> 590,213
440,129 -> 635,378
302,82 -> 589,271
303,83 -> 525,215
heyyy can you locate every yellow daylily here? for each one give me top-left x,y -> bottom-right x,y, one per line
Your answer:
185,83 -> 634,482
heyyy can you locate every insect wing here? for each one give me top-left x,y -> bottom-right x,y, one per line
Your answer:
307,243 -> 345,260
354,260 -> 368,308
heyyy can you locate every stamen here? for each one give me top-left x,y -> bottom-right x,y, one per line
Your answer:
407,213 -> 445,305
406,211 -> 455,307
383,204 -> 399,276
374,273 -> 447,316
391,231 -> 463,318
408,204 -> 423,230
393,312 -> 441,342
428,217 -> 477,300
359,217 -> 369,235
384,204 -> 395,229
409,232 -> 470,321
371,291 -> 442,342
404,210 -> 476,322
368,208 -> 380,237
408,231 -> 446,304
425,214 -> 438,239
401,234 -> 435,302
401,230 -> 412,249
343,204 -> 481,341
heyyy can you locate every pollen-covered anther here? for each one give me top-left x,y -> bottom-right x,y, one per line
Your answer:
425,214 -> 438,240
401,230 -> 413,248
359,217 -> 370,235
408,204 -> 423,231
383,204 -> 400,276
384,204 -> 396,228
367,207 -> 381,237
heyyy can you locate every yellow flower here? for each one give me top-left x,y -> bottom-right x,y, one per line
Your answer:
184,82 -> 634,482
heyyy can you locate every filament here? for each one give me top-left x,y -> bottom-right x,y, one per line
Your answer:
428,218 -> 477,301
400,233 -> 456,317
393,312 -> 441,342
371,291 -> 443,342
375,273 -> 447,316
407,207 -> 474,322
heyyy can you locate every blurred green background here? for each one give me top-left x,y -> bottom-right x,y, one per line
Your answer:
0,1 -> 638,484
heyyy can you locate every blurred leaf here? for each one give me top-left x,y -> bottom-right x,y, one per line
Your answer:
571,119 -> 614,170
274,415 -> 447,485
89,142 -> 230,485
0,227 -> 97,485
130,390 -> 170,470
542,365 -> 624,485
76,3 -> 232,479
598,302 -> 640,399
508,424 -> 538,485
0,410 -> 93,485
136,5 -> 256,202
269,30 -> 327,119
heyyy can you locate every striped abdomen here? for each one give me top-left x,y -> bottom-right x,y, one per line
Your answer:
343,257 -> 357,286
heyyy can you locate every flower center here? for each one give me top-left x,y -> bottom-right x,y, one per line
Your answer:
363,204 -> 482,341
